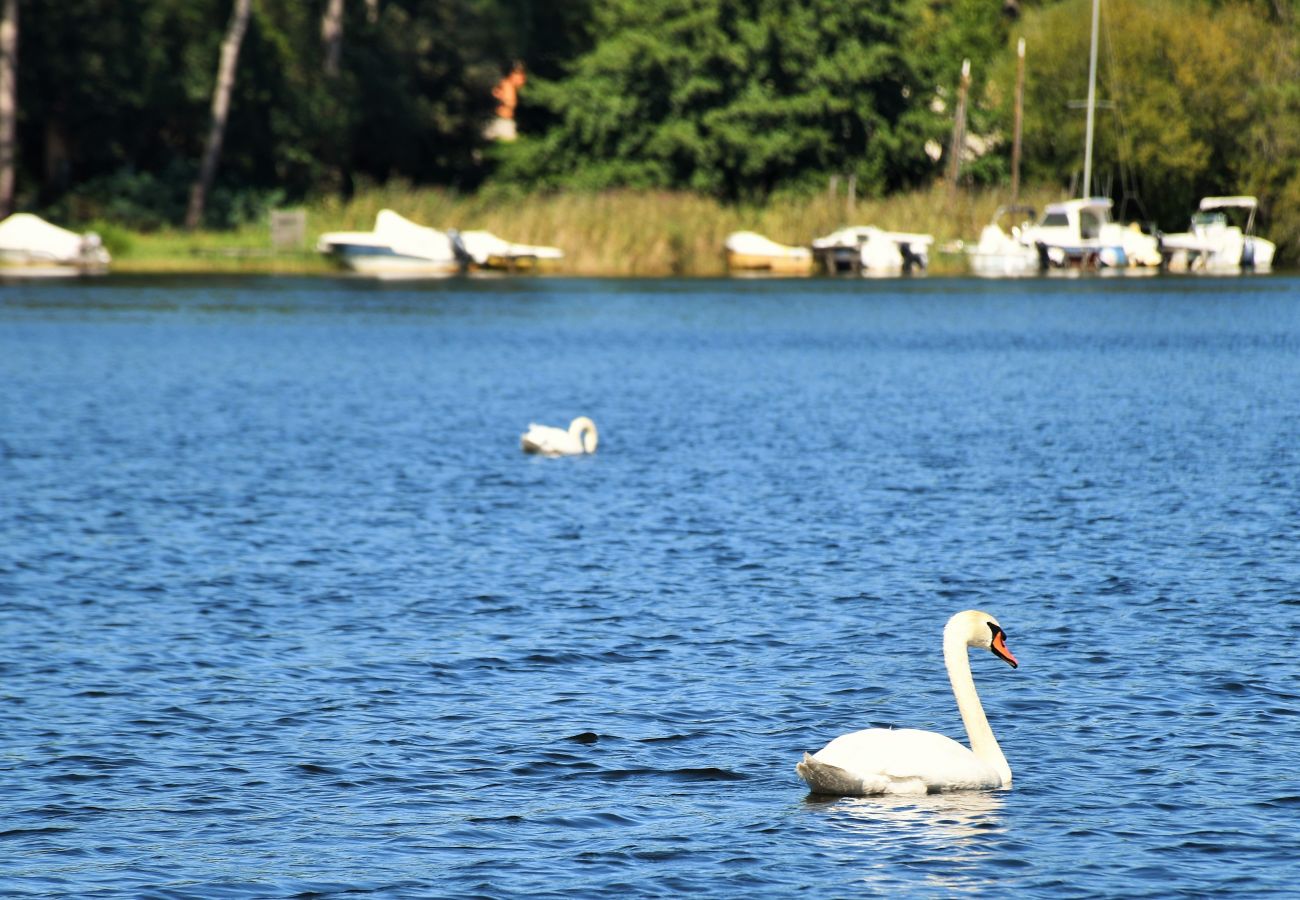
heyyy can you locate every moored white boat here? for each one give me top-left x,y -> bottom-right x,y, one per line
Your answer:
811,226 -> 933,276
1019,198 -> 1160,270
0,213 -> 111,276
967,205 -> 1041,277
1160,196 -> 1275,273
455,229 -> 564,272
723,231 -> 813,275
316,209 -> 460,277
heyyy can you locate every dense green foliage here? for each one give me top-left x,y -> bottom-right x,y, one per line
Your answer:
494,0 -> 934,199
10,0 -> 1300,255
22,0 -> 517,226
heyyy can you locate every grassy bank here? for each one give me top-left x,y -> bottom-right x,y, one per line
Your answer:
109,183 -> 1066,277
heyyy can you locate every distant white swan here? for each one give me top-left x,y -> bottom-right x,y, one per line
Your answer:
520,416 -> 599,456
796,609 -> 1019,796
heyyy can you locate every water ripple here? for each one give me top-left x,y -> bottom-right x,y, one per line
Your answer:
3,276 -> 1300,897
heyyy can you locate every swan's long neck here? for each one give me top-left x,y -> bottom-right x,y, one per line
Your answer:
943,627 -> 1012,787
569,417 -> 597,453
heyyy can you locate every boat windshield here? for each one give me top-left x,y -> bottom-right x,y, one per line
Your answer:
1041,212 -> 1069,228
1079,209 -> 1103,239
1191,211 -> 1228,228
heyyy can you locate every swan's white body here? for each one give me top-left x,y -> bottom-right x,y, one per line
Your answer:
520,416 -> 598,456
796,609 -> 1018,796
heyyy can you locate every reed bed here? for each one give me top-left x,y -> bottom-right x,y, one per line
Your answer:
113,183 -> 1065,277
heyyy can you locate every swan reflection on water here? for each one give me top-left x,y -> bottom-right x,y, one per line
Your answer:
800,790 -> 1008,892
803,789 -> 1005,842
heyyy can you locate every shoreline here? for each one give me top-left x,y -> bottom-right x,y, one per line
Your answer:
27,183 -> 1289,279
98,184 -> 1056,279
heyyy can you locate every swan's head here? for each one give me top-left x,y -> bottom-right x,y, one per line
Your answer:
569,416 -> 598,453
946,609 -> 1018,668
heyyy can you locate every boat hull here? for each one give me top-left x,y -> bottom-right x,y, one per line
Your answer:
323,243 -> 461,277
725,250 -> 813,275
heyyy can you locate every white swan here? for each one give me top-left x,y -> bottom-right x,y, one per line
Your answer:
520,416 -> 599,456
796,609 -> 1019,796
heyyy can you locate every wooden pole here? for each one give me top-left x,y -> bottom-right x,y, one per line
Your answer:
185,0 -> 253,230
946,59 -> 970,190
1011,38 -> 1024,205
1083,0 -> 1100,198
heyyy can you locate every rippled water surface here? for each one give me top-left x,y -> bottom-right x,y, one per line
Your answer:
4,274 -> 1300,897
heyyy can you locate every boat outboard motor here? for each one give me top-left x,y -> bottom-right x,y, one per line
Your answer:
899,241 -> 925,273
1035,241 -> 1052,270
447,228 -> 473,272
1241,237 -> 1255,270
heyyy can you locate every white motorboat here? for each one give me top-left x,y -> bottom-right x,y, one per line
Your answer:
1160,196 -> 1275,273
454,229 -> 564,272
968,205 -> 1041,277
811,226 -> 933,276
723,231 -> 813,275
0,213 -> 111,276
316,209 -> 460,277
1019,198 -> 1161,270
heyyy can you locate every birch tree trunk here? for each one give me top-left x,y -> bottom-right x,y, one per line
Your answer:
185,0 -> 253,230
321,0 -> 344,75
365,0 -> 378,24
0,0 -> 17,218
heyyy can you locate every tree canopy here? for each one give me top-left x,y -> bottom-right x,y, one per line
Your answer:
494,0 -> 935,200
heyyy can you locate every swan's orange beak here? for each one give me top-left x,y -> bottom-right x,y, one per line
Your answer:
991,630 -> 1018,668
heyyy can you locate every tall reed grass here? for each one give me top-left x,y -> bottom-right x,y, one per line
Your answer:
114,183 -> 1066,276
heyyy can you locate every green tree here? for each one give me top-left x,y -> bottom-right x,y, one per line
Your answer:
19,0 -> 504,224
497,0 -> 933,200
340,0 -> 497,190
908,0 -> 1018,185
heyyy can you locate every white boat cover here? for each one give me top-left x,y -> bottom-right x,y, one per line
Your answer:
811,225 -> 933,273
811,226 -> 934,251
316,209 -> 456,263
0,213 -> 110,266
968,223 -> 1040,276
456,229 -> 564,266
370,209 -> 457,262
724,231 -> 811,260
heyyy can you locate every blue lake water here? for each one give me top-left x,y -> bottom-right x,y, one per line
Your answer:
3,273 -> 1300,897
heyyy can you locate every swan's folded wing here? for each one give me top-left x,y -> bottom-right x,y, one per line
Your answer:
803,728 -> 1001,794
797,753 -> 900,796
521,424 -> 561,454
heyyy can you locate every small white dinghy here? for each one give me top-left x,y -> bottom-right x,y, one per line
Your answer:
724,231 -> 813,275
811,226 -> 933,276
316,209 -> 461,277
967,205 -> 1041,277
455,229 -> 564,272
1160,196 -> 1275,273
0,213 -> 111,276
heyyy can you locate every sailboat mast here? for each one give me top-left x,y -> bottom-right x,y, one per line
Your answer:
1082,0 -> 1100,198
1011,37 -> 1025,205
